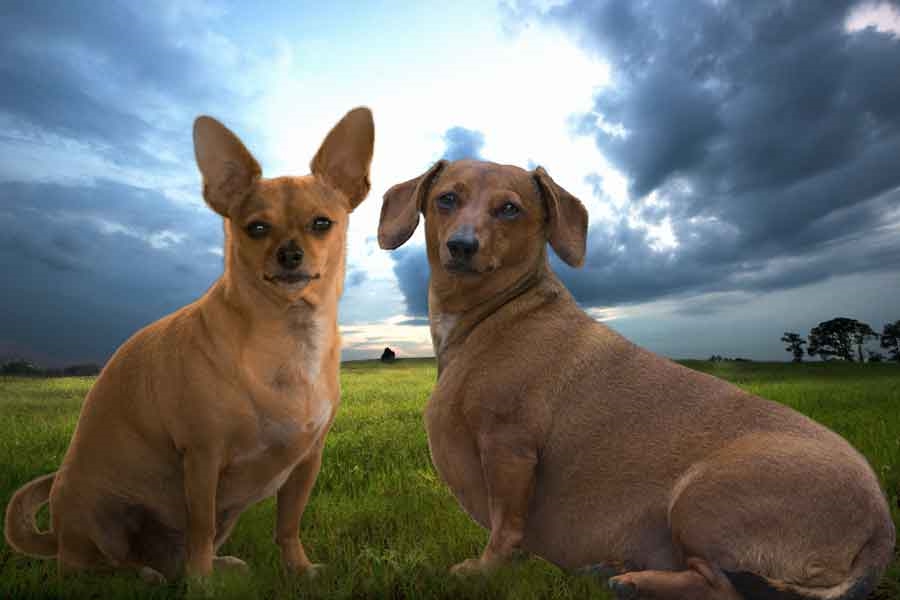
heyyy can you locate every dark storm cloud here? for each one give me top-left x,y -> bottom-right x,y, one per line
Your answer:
0,180 -> 223,366
388,126 -> 487,317
512,0 -> 900,307
0,3 -> 278,366
551,186 -> 900,306
390,244 -> 431,317
0,1 -> 261,173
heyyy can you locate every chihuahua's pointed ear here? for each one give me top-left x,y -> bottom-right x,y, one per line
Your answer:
310,107 -> 375,210
193,116 -> 261,217
379,160 -> 447,250
533,166 -> 588,267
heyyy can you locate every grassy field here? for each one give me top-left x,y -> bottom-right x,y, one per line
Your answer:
1,359 -> 898,599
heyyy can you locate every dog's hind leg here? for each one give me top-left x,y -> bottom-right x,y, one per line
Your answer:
657,432 -> 893,600
89,521 -> 168,583
608,558 -> 741,600
56,526 -> 110,578
91,501 -> 183,582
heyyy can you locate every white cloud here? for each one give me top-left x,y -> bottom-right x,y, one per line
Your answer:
845,2 -> 900,36
148,230 -> 186,249
57,214 -> 190,252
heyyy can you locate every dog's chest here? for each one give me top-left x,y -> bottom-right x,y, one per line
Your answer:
221,382 -> 334,507
218,318 -> 335,508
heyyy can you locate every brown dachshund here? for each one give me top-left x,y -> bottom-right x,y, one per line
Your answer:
379,158 -> 894,600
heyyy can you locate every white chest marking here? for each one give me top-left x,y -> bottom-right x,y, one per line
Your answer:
431,312 -> 459,355
270,316 -> 327,388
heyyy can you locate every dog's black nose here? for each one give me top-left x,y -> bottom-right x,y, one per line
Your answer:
447,231 -> 479,260
276,240 -> 304,270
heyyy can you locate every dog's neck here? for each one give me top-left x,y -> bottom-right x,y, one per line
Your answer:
429,257 -> 564,376
199,271 -> 340,388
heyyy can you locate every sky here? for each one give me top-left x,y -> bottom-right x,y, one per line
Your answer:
1,0 -> 899,366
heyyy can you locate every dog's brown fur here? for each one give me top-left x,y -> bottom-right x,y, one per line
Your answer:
4,108 -> 375,582
379,159 -> 895,600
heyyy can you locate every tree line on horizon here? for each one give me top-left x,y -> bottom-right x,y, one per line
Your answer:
781,318 -> 900,363
0,360 -> 101,377
3,317 -> 898,375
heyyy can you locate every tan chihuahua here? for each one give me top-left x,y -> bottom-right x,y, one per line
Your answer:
5,108 -> 375,582
379,159 -> 894,600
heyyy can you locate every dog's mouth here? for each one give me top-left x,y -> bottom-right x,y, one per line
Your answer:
443,260 -> 496,276
263,271 -> 321,286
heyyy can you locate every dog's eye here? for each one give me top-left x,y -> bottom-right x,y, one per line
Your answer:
437,192 -> 457,211
245,221 -> 271,238
311,216 -> 333,232
497,202 -> 521,219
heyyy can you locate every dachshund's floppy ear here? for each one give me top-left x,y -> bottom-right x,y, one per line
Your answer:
378,160 -> 447,249
310,107 -> 375,210
532,166 -> 588,267
193,116 -> 262,217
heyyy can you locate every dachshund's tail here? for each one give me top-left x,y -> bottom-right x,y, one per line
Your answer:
724,524 -> 895,600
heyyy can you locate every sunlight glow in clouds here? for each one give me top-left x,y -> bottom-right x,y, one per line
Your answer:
242,3 -> 634,359
253,11 -> 614,286
846,2 -> 900,36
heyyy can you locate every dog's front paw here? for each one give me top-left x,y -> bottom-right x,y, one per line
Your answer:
284,561 -> 326,579
138,566 -> 167,585
301,562 -> 326,579
214,555 -> 249,573
450,557 -> 494,576
608,575 -> 639,600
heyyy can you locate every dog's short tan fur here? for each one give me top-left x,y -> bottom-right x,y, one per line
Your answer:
5,108 -> 375,582
379,159 -> 895,600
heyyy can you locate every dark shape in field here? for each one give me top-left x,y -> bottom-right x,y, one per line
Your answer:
0,359 -> 42,376
808,317 -> 878,362
882,320 -> 900,363
868,351 -> 884,364
708,355 -> 752,363
62,364 -> 102,376
380,347 -> 396,363
781,332 -> 806,363
0,360 -> 104,377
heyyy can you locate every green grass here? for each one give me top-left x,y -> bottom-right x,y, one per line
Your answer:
1,359 -> 898,599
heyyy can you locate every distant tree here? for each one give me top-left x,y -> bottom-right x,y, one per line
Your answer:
781,332 -> 806,363
63,364 -> 102,377
867,351 -> 884,363
380,347 -> 396,363
808,317 -> 863,362
1,359 -> 43,376
882,320 -> 900,363
851,322 -> 878,363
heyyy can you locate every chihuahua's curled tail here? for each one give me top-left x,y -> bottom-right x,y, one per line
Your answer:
4,472 -> 57,557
